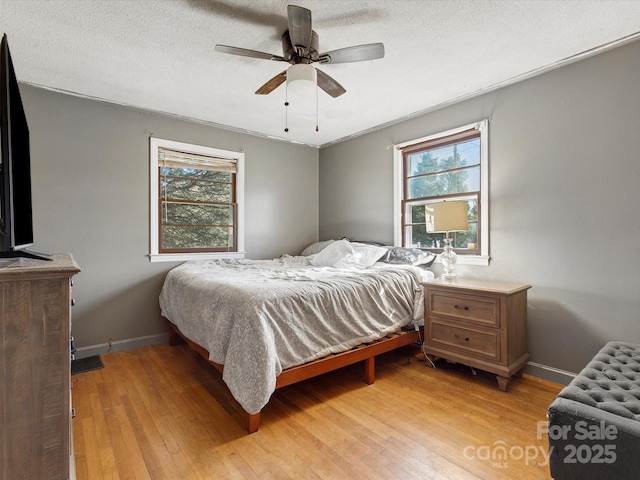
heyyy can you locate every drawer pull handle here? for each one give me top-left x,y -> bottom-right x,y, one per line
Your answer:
455,334 -> 470,342
454,305 -> 469,311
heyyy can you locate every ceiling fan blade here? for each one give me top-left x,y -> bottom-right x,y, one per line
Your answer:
318,43 -> 385,64
316,68 -> 346,98
255,71 -> 287,95
215,44 -> 285,62
287,5 -> 312,54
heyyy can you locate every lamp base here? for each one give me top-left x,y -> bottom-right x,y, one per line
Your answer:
440,239 -> 458,280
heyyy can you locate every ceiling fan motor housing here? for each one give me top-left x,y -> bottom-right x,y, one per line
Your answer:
282,30 -> 319,63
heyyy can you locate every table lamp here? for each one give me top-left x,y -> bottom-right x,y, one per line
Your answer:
425,201 -> 468,279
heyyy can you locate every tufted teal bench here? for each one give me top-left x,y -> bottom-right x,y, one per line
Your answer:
547,341 -> 640,479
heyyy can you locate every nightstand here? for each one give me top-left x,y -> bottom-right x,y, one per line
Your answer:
421,278 -> 531,391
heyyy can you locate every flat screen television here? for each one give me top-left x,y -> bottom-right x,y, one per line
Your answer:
0,34 -> 50,261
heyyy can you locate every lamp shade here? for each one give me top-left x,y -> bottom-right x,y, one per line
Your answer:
286,64 -> 317,95
425,201 -> 468,233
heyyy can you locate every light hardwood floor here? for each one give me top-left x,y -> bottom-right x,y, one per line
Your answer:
72,343 -> 562,479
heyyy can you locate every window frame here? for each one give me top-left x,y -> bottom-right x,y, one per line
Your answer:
149,137 -> 245,263
393,120 -> 489,266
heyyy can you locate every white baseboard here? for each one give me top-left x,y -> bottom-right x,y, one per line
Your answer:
74,332 -> 169,359
525,361 -> 576,386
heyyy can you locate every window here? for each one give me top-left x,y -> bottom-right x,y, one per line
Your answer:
394,120 -> 489,265
149,137 -> 244,262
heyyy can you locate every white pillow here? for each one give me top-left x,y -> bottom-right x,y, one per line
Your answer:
350,242 -> 389,267
310,240 -> 387,268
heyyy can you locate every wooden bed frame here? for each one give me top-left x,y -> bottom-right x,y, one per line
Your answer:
167,320 -> 422,433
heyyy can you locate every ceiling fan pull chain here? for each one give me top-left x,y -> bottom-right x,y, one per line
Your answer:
315,83 -> 319,132
284,84 -> 289,133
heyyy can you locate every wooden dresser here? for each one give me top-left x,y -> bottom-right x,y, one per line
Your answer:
0,253 -> 80,480
422,278 -> 531,391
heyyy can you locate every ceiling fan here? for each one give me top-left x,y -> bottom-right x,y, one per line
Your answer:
215,4 -> 385,98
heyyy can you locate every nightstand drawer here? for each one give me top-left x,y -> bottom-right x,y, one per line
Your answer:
429,292 -> 499,327
428,319 -> 500,361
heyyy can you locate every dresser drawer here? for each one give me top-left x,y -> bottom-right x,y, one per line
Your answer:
428,291 -> 500,327
428,319 -> 500,361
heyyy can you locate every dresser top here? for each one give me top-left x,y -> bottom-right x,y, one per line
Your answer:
0,253 -> 80,281
423,277 -> 531,295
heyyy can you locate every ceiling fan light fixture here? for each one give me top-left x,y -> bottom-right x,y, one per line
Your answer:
286,64 -> 317,95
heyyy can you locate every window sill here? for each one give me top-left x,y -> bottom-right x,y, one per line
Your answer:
148,251 -> 246,263
434,254 -> 490,267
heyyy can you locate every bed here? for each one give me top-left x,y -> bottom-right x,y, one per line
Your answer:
159,239 -> 435,433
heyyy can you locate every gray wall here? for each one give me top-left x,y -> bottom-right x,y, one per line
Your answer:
22,86 -> 319,350
319,39 -> 640,382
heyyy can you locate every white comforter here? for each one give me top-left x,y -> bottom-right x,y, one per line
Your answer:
159,256 -> 433,414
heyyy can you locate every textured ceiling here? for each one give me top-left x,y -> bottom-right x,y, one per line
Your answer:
2,0 -> 640,148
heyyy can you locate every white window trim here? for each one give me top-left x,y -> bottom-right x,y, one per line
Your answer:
393,119 -> 490,266
148,137 -> 245,263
